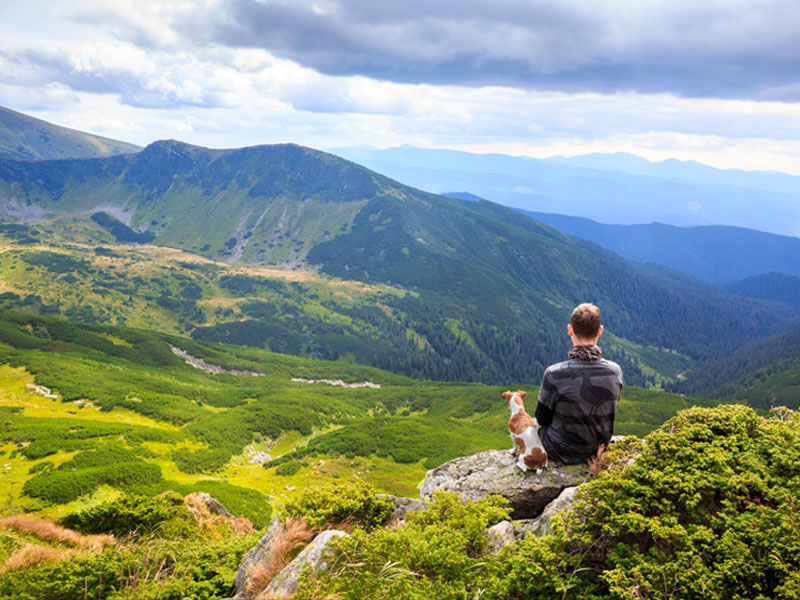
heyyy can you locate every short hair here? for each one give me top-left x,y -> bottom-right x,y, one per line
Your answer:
570,303 -> 602,339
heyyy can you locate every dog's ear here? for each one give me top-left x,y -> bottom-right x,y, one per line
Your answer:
502,391 -> 513,400
518,390 -> 528,398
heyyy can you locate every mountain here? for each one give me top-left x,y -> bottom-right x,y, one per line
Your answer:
329,145 -> 800,237
672,326 -> 800,410
0,105 -> 141,160
724,272 -> 800,312
517,211 -> 800,285
0,138 -> 792,388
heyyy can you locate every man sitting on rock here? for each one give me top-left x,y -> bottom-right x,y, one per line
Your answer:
536,302 -> 623,465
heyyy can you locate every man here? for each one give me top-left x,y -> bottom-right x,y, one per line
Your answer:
535,303 -> 623,465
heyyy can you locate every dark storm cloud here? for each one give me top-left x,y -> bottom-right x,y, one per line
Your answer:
202,0 -> 800,101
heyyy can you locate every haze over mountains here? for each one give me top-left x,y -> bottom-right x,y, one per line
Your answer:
516,211 -> 800,285
330,145 -> 800,237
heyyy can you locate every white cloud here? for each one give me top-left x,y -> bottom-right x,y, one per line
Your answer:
0,0 -> 799,175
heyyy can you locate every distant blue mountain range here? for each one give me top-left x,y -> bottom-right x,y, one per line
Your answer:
329,145 -> 800,238
515,211 -> 800,285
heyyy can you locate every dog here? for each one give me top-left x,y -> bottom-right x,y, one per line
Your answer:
503,390 -> 548,473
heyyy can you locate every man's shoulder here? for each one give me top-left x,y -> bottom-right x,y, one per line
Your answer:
543,357 -> 623,378
599,358 -> 623,374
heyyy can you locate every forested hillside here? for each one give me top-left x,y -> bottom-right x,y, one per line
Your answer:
725,272 -> 800,312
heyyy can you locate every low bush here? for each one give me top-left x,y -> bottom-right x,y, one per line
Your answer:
22,446 -> 163,504
295,491 -> 510,600
274,460 -> 303,477
60,493 -> 192,537
284,481 -> 394,531
0,531 -> 259,600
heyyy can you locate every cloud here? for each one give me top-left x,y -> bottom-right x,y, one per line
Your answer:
198,0 -> 800,101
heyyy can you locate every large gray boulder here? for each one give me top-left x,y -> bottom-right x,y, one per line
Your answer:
261,530 -> 348,599
420,449 -> 590,519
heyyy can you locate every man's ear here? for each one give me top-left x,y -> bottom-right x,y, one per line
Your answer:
596,325 -> 604,339
567,323 -> 574,337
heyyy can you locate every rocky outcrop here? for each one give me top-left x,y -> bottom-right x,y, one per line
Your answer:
378,494 -> 426,525
514,485 -> 581,538
261,530 -> 348,599
230,519 -> 284,599
420,449 -> 590,519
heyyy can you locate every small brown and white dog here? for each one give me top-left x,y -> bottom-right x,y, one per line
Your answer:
504,390 -> 548,473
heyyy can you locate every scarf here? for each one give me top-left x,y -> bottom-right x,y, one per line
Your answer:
568,344 -> 603,362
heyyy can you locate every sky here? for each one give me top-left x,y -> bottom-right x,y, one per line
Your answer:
1,0 -> 800,173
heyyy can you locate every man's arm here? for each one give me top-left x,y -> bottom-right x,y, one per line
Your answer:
535,371 -> 558,427
535,402 -> 554,427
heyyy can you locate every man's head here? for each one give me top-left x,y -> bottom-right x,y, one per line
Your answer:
568,302 -> 603,344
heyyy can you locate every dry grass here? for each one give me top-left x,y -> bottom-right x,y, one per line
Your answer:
246,517 -> 315,597
0,515 -> 114,549
184,492 -> 254,538
1,543 -> 76,573
587,444 -> 611,476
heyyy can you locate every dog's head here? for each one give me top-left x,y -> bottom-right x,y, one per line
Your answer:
502,390 -> 527,409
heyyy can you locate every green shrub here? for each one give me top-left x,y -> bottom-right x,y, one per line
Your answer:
60,492 -> 192,537
295,491 -> 510,600
0,531 -> 259,600
22,446 -> 163,504
275,460 -> 303,476
486,404 -> 800,600
293,406 -> 800,600
284,481 -> 394,530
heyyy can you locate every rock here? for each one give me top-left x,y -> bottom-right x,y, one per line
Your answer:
420,449 -> 590,519
197,492 -> 233,518
485,520 -> 516,554
515,485 -> 581,538
231,518 -> 284,599
261,530 -> 348,599
378,494 -> 426,525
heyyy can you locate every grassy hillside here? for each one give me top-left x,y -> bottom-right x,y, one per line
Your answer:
0,106 -> 140,160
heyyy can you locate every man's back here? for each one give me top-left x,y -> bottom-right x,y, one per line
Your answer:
536,356 -> 623,464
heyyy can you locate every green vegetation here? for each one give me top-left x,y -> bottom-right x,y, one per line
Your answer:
90,212 -> 156,244
267,416 -> 509,469
297,491 -> 510,600
284,482 -> 394,530
60,492 -> 191,537
0,105 -> 140,160
295,405 -> 800,600
0,515 -> 258,600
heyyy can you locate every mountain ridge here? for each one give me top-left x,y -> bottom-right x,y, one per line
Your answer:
0,105 -> 141,160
